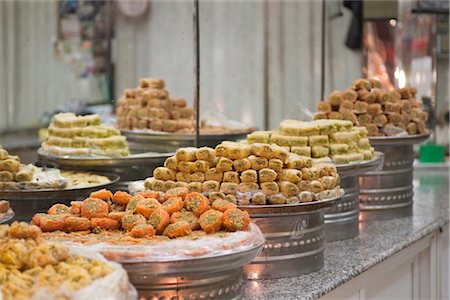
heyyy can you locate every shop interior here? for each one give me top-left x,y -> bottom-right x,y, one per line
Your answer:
0,1 -> 448,299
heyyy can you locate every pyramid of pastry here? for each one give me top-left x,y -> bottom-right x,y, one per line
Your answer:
33,188 -> 251,237
116,78 -> 195,132
247,119 -> 375,164
144,142 -> 342,206
42,112 -> 130,156
313,78 -> 429,136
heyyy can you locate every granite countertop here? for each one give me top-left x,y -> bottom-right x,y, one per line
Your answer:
242,168 -> 449,300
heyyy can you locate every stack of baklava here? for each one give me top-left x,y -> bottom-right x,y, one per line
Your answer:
42,112 -> 130,156
314,78 -> 429,136
0,146 -> 35,189
247,119 -> 375,164
144,142 -> 342,205
116,78 -> 195,132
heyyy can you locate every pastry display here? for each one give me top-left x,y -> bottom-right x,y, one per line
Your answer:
0,145 -> 112,191
32,188 -> 250,236
313,78 -> 429,136
116,78 -> 195,132
115,78 -> 253,134
144,143 -> 343,205
0,222 -> 115,300
0,145 -> 34,183
247,119 -> 376,164
60,171 -> 111,189
32,188 -> 264,262
0,146 -> 64,190
41,112 -> 130,156
0,168 -> 111,191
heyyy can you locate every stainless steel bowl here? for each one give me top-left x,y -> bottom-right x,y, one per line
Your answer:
122,228 -> 264,300
325,152 -> 384,241
239,195 -> 342,279
359,134 -> 430,221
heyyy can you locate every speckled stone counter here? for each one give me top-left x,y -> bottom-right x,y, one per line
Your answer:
242,167 -> 449,300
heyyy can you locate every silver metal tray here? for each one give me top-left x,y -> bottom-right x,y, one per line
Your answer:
37,148 -> 171,182
239,194 -> 342,279
0,172 -> 119,200
122,129 -> 253,152
0,172 -> 119,222
122,128 -> 254,141
369,133 -> 430,146
37,148 -> 172,168
122,231 -> 264,300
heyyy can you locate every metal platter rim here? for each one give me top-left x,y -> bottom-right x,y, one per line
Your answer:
0,172 -> 120,199
335,151 -> 384,174
0,209 -> 14,224
369,133 -> 431,145
238,193 -> 343,215
121,128 -> 254,141
123,236 -> 265,268
37,147 -> 174,163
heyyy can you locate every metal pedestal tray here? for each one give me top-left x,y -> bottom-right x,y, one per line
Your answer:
359,134 -> 430,221
325,152 -> 384,241
122,129 -> 253,153
239,195 -> 342,279
0,172 -> 119,222
119,226 -> 264,300
37,148 -> 171,190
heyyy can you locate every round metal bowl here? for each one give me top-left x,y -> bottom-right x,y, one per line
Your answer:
122,129 -> 254,153
0,172 -> 119,222
359,134 -> 430,221
37,148 -> 171,183
239,195 -> 342,279
120,227 -> 264,300
325,152 -> 384,241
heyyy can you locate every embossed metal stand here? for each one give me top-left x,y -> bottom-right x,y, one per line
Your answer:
325,153 -> 383,241
122,226 -> 264,300
240,196 -> 341,279
359,134 -> 430,221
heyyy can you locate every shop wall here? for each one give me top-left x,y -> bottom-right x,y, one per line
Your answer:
115,1 -> 363,130
0,1 -> 363,133
114,1 -> 194,109
0,1 -> 102,132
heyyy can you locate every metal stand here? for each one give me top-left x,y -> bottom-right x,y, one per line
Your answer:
324,153 -> 383,241
359,134 -> 430,221
240,196 -> 341,279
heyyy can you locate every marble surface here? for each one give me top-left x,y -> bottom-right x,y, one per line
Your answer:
242,169 -> 449,300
